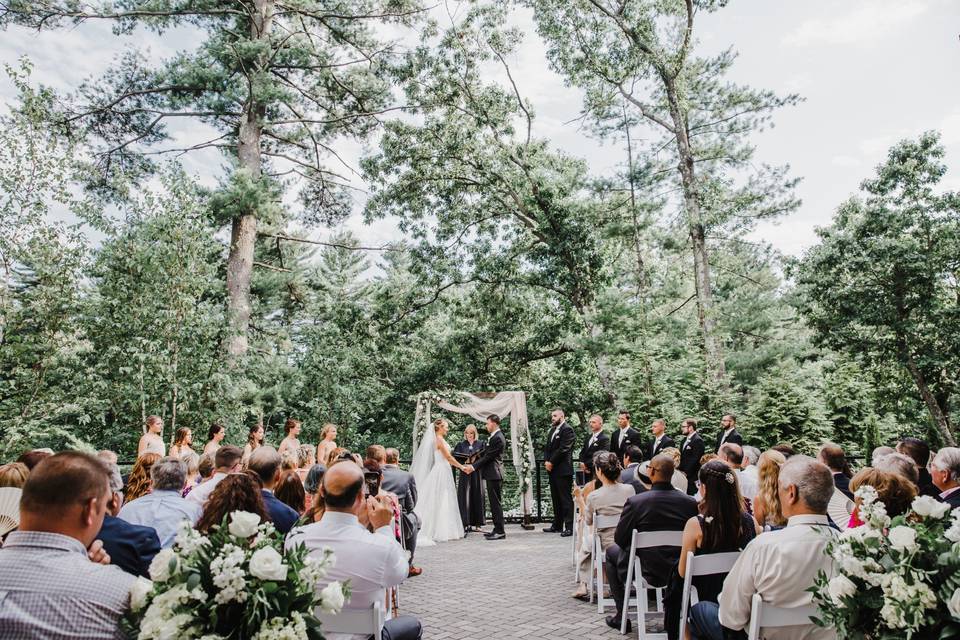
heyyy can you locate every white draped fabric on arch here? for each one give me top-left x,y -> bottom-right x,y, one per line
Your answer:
411,391 -> 536,518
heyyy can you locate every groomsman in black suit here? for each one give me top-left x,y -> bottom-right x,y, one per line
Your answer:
610,410 -> 642,461
543,408 -> 575,536
465,415 -> 507,540
578,414 -> 610,486
714,413 -> 743,452
644,418 -> 675,461
678,417 -> 705,496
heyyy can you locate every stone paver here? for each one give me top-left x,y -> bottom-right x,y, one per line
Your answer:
401,525 -> 664,639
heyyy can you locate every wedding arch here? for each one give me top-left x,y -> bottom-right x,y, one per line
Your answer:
412,390 -> 536,522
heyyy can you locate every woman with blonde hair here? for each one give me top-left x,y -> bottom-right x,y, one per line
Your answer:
180,451 -> 201,497
0,462 -> 29,488
316,423 -> 338,467
125,452 -> 161,503
752,449 -> 787,530
296,444 -> 315,483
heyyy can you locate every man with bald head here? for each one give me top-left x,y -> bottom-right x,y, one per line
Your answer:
603,454 -> 697,631
719,442 -> 758,500
0,451 -> 136,638
287,461 -> 422,640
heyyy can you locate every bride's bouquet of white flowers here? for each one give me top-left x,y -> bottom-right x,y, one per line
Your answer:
811,488 -> 960,639
123,511 -> 350,640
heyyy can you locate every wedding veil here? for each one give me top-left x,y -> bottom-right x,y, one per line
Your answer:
409,420 -> 437,487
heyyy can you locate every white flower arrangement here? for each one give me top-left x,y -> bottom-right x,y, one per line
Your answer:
124,511 -> 351,640
812,489 -> 960,638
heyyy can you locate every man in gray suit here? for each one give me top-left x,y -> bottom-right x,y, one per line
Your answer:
379,447 -> 422,577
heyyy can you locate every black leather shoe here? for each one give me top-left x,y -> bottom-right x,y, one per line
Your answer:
485,532 -> 506,540
542,526 -> 561,533
605,616 -> 629,632
560,529 -> 573,537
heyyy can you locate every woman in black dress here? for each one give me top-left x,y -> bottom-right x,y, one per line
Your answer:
453,425 -> 486,531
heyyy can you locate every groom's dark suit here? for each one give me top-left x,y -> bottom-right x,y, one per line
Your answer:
471,429 -> 506,535
544,421 -> 575,532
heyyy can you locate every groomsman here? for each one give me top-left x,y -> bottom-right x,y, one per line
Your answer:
644,419 -> 674,461
610,411 -> 642,461
578,414 -> 610,486
543,408 -> 575,536
678,418 -> 705,496
715,413 -> 743,452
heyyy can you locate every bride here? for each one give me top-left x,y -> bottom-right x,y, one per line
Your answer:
410,418 -> 466,545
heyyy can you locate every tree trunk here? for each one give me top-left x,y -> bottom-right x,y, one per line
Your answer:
903,351 -> 956,446
664,80 -> 726,385
224,0 -> 273,359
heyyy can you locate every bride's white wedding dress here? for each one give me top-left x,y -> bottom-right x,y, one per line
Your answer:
411,435 -> 464,546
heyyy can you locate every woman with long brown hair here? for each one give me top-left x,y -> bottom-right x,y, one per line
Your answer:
125,453 -> 161,503
752,449 -> 787,530
274,470 -> 306,514
241,423 -> 265,468
169,427 -> 193,458
197,472 -> 271,534
203,423 -> 226,456
664,460 -> 760,640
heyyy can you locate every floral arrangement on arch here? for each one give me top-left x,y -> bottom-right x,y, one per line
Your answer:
515,428 -> 533,498
412,389 -> 466,443
811,488 -> 960,639
123,511 -> 350,640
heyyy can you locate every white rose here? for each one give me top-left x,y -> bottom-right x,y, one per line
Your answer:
887,525 -> 918,551
149,548 -> 179,582
949,588 -> 960,620
129,576 -> 153,611
827,574 -> 858,605
249,547 -> 289,582
228,511 -> 262,538
911,495 -> 950,519
319,581 -> 347,613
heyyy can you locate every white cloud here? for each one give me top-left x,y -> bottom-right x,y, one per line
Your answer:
830,155 -> 861,168
783,1 -> 930,47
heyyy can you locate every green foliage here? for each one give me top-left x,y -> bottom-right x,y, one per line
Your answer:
741,360 -> 830,454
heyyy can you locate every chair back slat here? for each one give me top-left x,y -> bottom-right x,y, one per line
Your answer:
689,551 -> 740,576
316,602 -> 385,639
747,593 -> 818,640
594,514 -> 620,529
632,529 -> 684,549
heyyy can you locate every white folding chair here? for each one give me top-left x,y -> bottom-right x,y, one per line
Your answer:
620,530 -> 684,638
677,551 -> 741,640
590,514 -> 621,613
747,593 -> 818,640
316,601 -> 385,640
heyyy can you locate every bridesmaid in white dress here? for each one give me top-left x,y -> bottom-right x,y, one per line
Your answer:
411,418 -> 467,545
137,415 -> 166,458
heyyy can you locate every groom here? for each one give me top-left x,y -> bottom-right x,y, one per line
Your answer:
464,414 -> 506,540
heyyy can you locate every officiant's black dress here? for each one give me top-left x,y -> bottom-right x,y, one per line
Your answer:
454,439 -> 486,527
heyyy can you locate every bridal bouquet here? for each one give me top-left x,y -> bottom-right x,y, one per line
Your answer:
811,488 -> 960,639
123,511 -> 350,640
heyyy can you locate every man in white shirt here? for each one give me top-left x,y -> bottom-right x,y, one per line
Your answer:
286,462 -> 421,640
719,443 -> 759,501
689,455 -> 838,640
186,445 -> 243,506
931,447 -> 960,508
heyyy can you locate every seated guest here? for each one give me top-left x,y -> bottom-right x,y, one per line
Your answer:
275,470 -> 306,514
896,436 -> 939,497
874,452 -> 920,487
380,447 -> 421,576
97,450 -> 119,465
15,449 -> 52,471
180,450 -> 201,497
702,456 -> 839,640
197,473 -> 270,535
719,443 -> 757,501
770,443 -> 796,459
848,468 -> 917,527
664,461 -> 759,640
871,445 -> 895,465
118,457 -> 202,548
248,446 -> 300,534
281,450 -> 299,473
572,452 -> 634,600
752,450 -> 786,530
286,462 -> 422,640
818,443 -> 853,500
0,463 -> 29,542
124,452 -> 160,503
931,447 -> 960,508
198,452 -> 215,482
661,447 -> 689,493
619,445 -> 647,495
326,447 -> 349,468
301,464 -> 327,524
0,452 -> 135,637
0,462 -> 29,488
187,445 -> 243,506
297,444 -> 316,484
97,463 -> 160,577
604,455 -> 698,631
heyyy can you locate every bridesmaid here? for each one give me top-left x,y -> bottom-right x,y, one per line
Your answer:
168,427 -> 193,458
453,425 -> 486,532
137,415 -> 165,458
242,423 -> 265,467
203,423 -> 226,456
316,423 -> 338,467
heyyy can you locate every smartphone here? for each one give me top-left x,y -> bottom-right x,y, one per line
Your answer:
364,471 -> 381,498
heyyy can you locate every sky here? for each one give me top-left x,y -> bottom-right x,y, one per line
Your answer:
1,0 -> 959,258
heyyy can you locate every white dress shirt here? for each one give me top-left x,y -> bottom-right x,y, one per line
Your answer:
185,471 -> 228,506
286,511 -> 408,640
737,467 -> 759,501
719,514 -> 837,640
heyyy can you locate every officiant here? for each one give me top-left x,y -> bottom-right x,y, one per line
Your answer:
454,425 -> 486,531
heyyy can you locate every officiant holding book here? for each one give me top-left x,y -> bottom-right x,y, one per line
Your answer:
454,424 -> 486,531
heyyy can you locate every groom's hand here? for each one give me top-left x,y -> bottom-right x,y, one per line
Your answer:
463,465 -> 474,474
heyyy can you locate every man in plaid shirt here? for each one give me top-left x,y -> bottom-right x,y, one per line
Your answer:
0,451 -> 134,639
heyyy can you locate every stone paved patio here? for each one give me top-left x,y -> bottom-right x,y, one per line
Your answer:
401,525 -> 664,639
